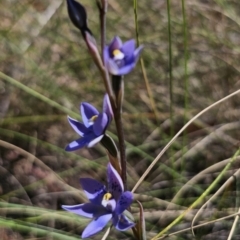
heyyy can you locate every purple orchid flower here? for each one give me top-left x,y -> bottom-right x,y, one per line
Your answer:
62,163 -> 135,239
103,36 -> 143,75
65,94 -> 113,151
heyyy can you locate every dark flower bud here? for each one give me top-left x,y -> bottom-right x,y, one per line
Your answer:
66,0 -> 92,36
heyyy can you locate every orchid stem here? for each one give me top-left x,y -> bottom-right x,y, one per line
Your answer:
97,0 -> 126,187
112,75 -> 127,188
114,111 -> 126,188
98,0 -> 108,61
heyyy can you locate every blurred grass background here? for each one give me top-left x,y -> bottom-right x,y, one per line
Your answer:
1,0 -> 240,239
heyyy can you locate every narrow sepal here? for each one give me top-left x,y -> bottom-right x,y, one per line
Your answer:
107,163 -> 124,200
134,45 -> 144,60
117,62 -> 136,75
65,133 -> 96,151
87,135 -> 104,147
82,214 -> 112,239
109,36 -> 122,53
115,191 -> 134,215
105,150 -> 121,181
81,102 -> 99,127
67,116 -> 87,137
113,214 -> 135,231
65,139 -> 87,151
121,39 -> 135,56
103,94 -> 113,120
80,178 -> 106,204
93,113 -> 108,136
62,203 -> 108,219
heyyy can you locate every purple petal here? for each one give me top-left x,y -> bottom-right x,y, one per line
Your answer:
80,178 -> 106,204
103,46 -> 110,67
65,139 -> 87,151
133,45 -> 144,62
93,113 -> 108,136
107,59 -> 120,75
82,214 -> 112,239
121,39 -> 135,56
107,163 -> 124,200
113,214 -> 135,231
65,133 -> 96,151
67,116 -> 88,137
109,36 -> 122,54
103,94 -> 113,121
62,203 -> 107,218
115,191 -> 134,215
81,102 -> 99,127
87,135 -> 104,147
117,62 -> 136,75
124,53 -> 135,66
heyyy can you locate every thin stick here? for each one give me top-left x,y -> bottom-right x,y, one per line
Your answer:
227,208 -> 240,240
152,148 -> 240,240
133,0 -> 159,123
167,0 -> 173,139
181,0 -> 189,172
132,88 -> 240,193
156,212 -> 240,240
191,160 -> 240,236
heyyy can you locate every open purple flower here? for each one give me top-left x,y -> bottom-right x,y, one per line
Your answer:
65,94 -> 113,151
62,163 -> 135,239
104,36 -> 143,75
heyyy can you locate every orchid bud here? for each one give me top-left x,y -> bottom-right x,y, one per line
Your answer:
66,0 -> 92,37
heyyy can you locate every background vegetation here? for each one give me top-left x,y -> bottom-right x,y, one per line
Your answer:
1,0 -> 240,239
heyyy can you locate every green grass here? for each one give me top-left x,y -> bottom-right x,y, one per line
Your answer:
1,0 -> 240,239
